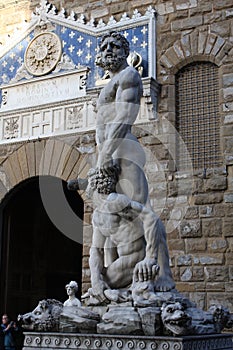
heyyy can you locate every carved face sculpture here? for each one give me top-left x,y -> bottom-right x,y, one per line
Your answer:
65,281 -> 78,296
97,33 -> 129,72
18,299 -> 63,331
161,302 -> 192,336
66,286 -> 75,296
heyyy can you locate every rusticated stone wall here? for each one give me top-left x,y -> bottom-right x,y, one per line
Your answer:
0,0 -> 233,314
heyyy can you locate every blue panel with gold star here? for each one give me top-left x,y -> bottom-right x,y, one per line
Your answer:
0,8 -> 154,106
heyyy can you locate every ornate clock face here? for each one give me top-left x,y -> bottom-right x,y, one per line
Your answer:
24,32 -> 62,76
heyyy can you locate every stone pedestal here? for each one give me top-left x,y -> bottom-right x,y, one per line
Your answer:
23,332 -> 233,350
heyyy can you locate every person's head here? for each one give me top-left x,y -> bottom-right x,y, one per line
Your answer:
2,314 -> 9,325
96,32 -> 130,72
65,281 -> 78,296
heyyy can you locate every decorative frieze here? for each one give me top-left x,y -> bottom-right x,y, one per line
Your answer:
22,332 -> 233,350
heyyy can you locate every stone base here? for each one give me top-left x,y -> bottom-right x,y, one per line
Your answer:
23,332 -> 233,350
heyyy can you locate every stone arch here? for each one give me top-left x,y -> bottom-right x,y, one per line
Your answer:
159,29 -> 232,74
1,139 -> 91,197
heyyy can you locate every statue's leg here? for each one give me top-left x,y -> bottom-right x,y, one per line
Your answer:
104,249 -> 145,289
116,160 -> 149,205
155,219 -> 175,291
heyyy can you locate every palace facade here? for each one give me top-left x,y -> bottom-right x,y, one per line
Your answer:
0,0 -> 232,320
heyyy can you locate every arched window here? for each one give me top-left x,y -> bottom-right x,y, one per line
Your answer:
175,62 -> 221,171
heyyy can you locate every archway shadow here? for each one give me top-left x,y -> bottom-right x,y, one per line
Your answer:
0,176 -> 83,321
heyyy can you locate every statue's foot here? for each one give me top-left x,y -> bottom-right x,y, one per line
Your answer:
155,274 -> 175,292
104,289 -> 132,303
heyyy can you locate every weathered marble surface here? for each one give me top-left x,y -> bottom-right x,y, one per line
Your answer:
22,332 -> 233,350
81,31 -> 175,308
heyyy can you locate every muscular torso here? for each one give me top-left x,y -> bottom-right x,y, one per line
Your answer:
96,66 -> 142,140
92,209 -> 145,256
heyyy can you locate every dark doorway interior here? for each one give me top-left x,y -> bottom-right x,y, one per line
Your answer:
0,176 -> 83,320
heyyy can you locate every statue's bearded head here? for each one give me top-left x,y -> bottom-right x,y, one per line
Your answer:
96,32 -> 130,72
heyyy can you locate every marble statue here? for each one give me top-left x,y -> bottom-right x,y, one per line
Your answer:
63,281 -> 81,307
63,32 -> 233,336
18,299 -> 63,332
81,31 -> 174,305
161,302 -> 233,336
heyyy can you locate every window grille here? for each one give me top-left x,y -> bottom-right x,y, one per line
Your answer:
175,62 -> 221,171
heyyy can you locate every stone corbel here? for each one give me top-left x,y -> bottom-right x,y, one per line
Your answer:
142,77 -> 161,120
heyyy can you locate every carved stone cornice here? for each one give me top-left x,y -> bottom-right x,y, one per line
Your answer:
22,332 -> 233,350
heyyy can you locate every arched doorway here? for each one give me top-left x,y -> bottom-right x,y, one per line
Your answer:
0,176 -> 83,319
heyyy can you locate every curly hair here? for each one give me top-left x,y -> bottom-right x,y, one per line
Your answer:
99,31 -> 130,57
65,281 -> 79,292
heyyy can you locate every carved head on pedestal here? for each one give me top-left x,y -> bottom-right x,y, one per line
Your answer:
65,281 -> 79,297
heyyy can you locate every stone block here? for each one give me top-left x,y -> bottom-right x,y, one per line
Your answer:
223,101 -> 233,111
180,267 -> 192,281
226,252 -> 233,264
225,204 -> 233,217
83,244 -> 90,256
207,238 -> 227,252
168,239 -> 185,251
109,2 -> 127,15
193,178 -> 204,193
223,218 -> 233,236
91,7 -> 109,18
186,238 -> 207,252
130,0 -> 153,8
184,206 -> 199,219
213,204 -> 228,217
223,87 -> 233,100
25,142 -> 36,178
192,267 -> 205,281
227,237 -> 233,251
229,266 -> 233,280
204,266 -> 229,281
204,33 -> 217,54
183,15 -> 203,30
205,176 -> 227,191
82,267 -> 91,283
211,36 -> 225,56
175,0 -> 197,10
189,3 -> 212,16
193,253 -> 224,265
223,73 -> 233,87
213,0 -> 233,10
206,282 -> 226,291
175,282 -> 196,292
83,225 -> 93,244
200,205 -> 214,218
189,292 -> 206,309
180,220 -> 201,238
82,256 -> 89,269
17,145 -> 30,179
204,11 -> 222,24
194,193 -> 223,205
222,123 -> 233,136
225,282 -> 233,292
177,254 -> 192,266
224,193 -> 233,203
177,179 -> 194,195
198,29 -> 208,54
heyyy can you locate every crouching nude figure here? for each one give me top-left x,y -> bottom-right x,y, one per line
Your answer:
78,32 -> 175,305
